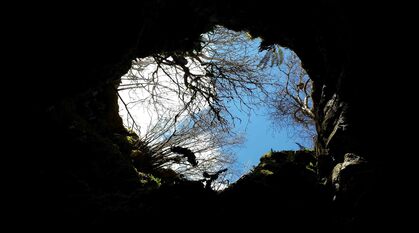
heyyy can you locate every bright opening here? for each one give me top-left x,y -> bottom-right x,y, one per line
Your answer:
118,26 -> 315,189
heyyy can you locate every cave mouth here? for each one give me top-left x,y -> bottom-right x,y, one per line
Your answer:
116,26 -> 316,189
18,1 -> 401,230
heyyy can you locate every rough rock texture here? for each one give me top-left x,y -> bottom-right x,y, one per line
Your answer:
220,150 -> 330,231
8,0 -> 410,232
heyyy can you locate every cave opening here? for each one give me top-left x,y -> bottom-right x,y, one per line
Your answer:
15,1 -> 405,231
117,26 -> 316,189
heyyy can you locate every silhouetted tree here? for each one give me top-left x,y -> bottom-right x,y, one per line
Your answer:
171,146 -> 198,167
126,109 -> 242,179
203,168 -> 228,190
267,51 -> 316,142
119,26 -> 274,127
118,26 -> 315,179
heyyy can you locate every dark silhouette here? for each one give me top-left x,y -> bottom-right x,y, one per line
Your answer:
295,142 -> 306,150
170,146 -> 198,166
203,168 -> 228,190
15,1 -> 404,231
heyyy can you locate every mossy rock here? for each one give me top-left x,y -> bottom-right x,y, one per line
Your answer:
259,169 -> 274,176
138,172 -> 161,189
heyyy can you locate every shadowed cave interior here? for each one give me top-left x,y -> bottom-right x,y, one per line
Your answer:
10,1 -> 412,232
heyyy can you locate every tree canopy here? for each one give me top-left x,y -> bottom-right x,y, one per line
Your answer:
117,26 -> 315,187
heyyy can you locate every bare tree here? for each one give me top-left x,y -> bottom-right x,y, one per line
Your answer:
127,109 -> 243,180
120,26 -> 274,128
268,51 -> 316,142
118,26 -> 273,182
118,26 -> 316,183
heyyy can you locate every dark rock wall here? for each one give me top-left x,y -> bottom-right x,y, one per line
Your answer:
8,0 -> 409,231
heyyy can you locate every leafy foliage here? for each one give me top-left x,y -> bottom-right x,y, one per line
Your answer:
258,44 -> 284,69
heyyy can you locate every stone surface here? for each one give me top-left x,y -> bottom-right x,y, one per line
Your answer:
332,153 -> 369,193
7,0 -> 409,231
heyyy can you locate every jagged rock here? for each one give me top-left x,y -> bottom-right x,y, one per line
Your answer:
11,1 -> 402,231
332,153 -> 369,191
331,153 -> 374,211
221,149 -> 327,231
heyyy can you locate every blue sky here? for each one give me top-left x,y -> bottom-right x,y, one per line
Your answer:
118,27 -> 314,181
214,32 -> 313,176
231,110 -> 297,165
226,102 -> 311,177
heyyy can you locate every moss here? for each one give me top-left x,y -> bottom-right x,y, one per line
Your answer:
149,174 -> 162,187
306,162 -> 317,173
259,169 -> 274,176
126,135 -> 138,145
138,172 -> 161,189
229,149 -> 317,189
303,148 -> 314,152
262,150 -> 273,159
